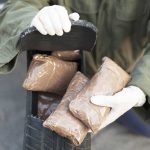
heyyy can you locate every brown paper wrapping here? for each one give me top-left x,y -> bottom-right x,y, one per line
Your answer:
69,57 -> 131,133
38,93 -> 61,120
43,72 -> 89,146
52,50 -> 80,61
23,54 -> 77,94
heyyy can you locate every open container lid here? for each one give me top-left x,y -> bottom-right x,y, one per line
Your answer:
18,20 -> 97,52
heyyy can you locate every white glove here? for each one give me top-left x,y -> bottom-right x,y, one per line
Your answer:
31,5 -> 80,36
91,86 -> 146,129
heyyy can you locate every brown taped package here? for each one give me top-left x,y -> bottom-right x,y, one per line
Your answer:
23,54 -> 77,95
52,50 -> 80,61
38,93 -> 62,120
69,57 -> 131,133
43,72 -> 89,146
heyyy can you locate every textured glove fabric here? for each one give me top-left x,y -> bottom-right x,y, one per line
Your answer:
91,86 -> 146,129
31,5 -> 79,36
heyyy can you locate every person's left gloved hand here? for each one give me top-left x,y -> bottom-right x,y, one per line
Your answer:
91,86 -> 146,129
30,5 -> 80,36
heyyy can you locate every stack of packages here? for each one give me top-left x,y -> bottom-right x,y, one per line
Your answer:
23,50 -> 80,119
23,51 -> 131,146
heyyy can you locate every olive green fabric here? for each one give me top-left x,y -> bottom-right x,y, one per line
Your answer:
0,0 -> 150,122
130,44 -> 150,98
0,0 -> 49,74
129,43 -> 150,123
59,0 -> 150,123
58,0 -> 148,77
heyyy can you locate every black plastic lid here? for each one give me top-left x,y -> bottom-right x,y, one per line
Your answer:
18,20 -> 97,52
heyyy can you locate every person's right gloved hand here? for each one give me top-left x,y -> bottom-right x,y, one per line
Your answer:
31,5 -> 80,36
91,86 -> 146,130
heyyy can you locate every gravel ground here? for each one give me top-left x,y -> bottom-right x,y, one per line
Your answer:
0,52 -> 150,150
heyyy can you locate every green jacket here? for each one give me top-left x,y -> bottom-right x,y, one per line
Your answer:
0,0 -> 150,122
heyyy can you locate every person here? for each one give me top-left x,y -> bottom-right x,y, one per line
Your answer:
0,0 -> 150,134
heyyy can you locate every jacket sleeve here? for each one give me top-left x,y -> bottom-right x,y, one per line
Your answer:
129,19 -> 150,99
129,21 -> 150,123
0,0 -> 49,74
129,45 -> 150,97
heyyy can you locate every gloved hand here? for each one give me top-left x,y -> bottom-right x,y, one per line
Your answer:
31,5 -> 80,36
91,86 -> 146,129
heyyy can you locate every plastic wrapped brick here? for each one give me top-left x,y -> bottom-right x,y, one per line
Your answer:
52,50 -> 80,61
69,57 -> 131,133
38,93 -> 61,120
43,72 -> 89,146
23,54 -> 77,95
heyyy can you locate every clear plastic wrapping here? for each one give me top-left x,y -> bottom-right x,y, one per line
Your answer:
52,50 -> 80,61
23,54 -> 77,94
43,72 -> 89,146
38,93 -> 61,120
69,57 -> 131,133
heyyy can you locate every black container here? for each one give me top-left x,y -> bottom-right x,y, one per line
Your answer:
23,51 -> 91,150
24,115 -> 91,150
20,21 -> 96,150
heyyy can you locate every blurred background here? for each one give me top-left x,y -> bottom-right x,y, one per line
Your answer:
0,1 -> 150,150
0,0 -> 5,8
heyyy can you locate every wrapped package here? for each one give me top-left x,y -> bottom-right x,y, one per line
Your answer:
43,72 -> 89,146
69,57 -> 131,133
52,50 -> 80,61
23,54 -> 77,94
38,93 -> 61,120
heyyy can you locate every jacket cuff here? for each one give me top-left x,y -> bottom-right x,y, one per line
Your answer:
129,75 -> 150,97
